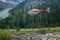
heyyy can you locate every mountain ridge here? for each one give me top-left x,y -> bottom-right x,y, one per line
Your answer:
0,1 -> 17,9
0,0 -> 25,4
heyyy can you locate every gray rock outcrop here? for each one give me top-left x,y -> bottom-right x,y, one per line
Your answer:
12,33 -> 60,40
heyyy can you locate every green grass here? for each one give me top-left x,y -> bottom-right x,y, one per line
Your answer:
0,27 -> 60,34
0,27 -> 60,40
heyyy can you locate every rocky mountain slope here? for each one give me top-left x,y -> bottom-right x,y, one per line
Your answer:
0,1 -> 16,8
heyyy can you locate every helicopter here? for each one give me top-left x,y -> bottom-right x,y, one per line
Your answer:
27,7 -> 50,15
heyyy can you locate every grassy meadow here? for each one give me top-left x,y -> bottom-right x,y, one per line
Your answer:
0,27 -> 60,40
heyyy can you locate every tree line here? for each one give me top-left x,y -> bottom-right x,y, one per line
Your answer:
0,0 -> 60,29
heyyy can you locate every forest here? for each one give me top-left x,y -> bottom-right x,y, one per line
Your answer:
0,0 -> 60,29
0,6 -> 4,11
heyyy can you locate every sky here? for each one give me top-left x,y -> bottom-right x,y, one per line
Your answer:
0,0 -> 25,4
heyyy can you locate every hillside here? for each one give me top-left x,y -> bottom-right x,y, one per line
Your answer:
0,6 -> 4,11
0,0 -> 60,29
0,1 -> 16,8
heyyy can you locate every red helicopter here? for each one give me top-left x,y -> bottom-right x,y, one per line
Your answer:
27,7 -> 50,15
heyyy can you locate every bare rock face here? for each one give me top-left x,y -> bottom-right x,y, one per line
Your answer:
12,33 -> 60,40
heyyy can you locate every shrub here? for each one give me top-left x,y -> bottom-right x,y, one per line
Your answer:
39,28 -> 48,34
16,27 -> 20,32
0,30 -> 12,40
0,33 -> 11,40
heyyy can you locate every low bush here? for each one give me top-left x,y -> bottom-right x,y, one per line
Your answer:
39,28 -> 48,34
0,32 -> 11,40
